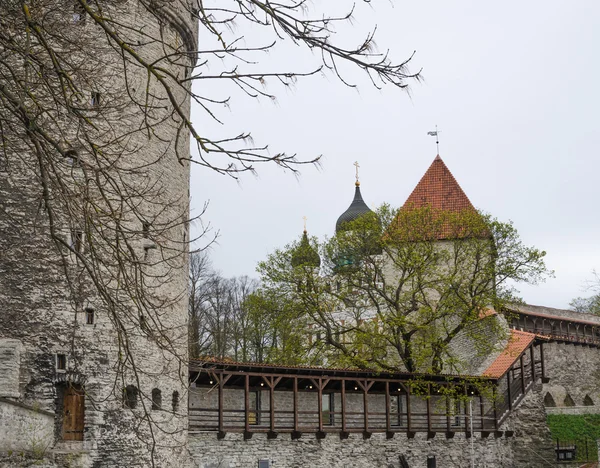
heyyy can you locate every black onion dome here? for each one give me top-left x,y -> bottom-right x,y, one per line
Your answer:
291,230 -> 321,268
335,183 -> 375,232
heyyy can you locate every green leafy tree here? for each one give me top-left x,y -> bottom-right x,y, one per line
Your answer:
257,205 -> 551,374
243,289 -> 311,365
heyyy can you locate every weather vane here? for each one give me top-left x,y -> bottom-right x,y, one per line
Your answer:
427,125 -> 441,155
303,215 -> 307,232
353,161 -> 360,186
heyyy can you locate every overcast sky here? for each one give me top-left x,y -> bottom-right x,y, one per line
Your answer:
189,0 -> 600,309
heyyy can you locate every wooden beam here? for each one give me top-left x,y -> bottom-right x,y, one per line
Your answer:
245,374 -> 250,432
493,385 -> 498,430
317,378 -> 323,432
479,394 -> 485,431
530,345 -> 536,383
507,371 -> 512,410
293,377 -> 298,433
540,342 -> 547,382
406,384 -> 412,433
341,379 -> 347,433
426,383 -> 432,434
464,385 -> 469,435
355,380 -> 374,434
520,355 -> 526,394
385,381 -> 391,432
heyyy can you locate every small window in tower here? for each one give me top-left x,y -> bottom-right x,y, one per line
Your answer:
144,244 -> 156,261
90,91 -> 101,107
70,230 -> 84,253
258,461 -> 270,468
124,385 -> 138,409
56,354 -> 67,371
142,222 -> 150,238
151,388 -> 162,410
172,391 -> 180,412
65,149 -> 80,166
72,0 -> 86,23
85,307 -> 94,325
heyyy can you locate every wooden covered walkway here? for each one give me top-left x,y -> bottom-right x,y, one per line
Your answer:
189,336 -> 545,439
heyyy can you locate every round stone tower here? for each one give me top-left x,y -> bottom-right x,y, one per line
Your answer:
0,1 -> 197,466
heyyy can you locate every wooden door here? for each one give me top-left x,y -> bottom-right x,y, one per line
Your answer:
63,385 -> 85,441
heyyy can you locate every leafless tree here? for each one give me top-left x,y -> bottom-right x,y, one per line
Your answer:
0,0 -> 419,463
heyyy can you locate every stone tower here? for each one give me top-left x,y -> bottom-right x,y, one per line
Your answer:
0,1 -> 197,466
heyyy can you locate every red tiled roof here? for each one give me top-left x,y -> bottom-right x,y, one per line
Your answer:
483,329 -> 536,378
402,155 -> 477,213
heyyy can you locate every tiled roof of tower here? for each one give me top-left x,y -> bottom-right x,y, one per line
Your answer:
402,155 -> 477,213
482,329 -> 536,379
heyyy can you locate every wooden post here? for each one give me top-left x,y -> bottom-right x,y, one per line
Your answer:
218,373 -> 231,436
317,378 -> 323,432
385,381 -> 391,431
507,371 -> 513,410
293,377 -> 298,432
464,385 -> 469,434
493,385 -> 498,430
218,373 -> 224,434
446,390 -> 451,433
530,345 -> 536,383
406,385 -> 412,433
341,379 -> 347,433
540,342 -> 546,380
479,394 -> 485,431
245,374 -> 250,432
520,355 -> 526,394
363,382 -> 369,432
426,383 -> 432,433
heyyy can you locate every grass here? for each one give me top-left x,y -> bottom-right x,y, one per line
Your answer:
547,414 -> 600,461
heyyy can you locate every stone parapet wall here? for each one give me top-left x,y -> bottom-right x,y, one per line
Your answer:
0,399 -> 54,454
541,342 -> 600,408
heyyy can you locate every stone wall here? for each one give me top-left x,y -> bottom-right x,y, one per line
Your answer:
541,342 -> 600,409
0,399 -> 54,454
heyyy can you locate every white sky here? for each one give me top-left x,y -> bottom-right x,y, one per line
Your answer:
189,0 -> 600,309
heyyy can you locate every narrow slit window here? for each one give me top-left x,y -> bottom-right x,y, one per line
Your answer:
124,385 -> 138,409
56,354 -> 67,371
151,388 -> 162,410
91,91 -> 101,107
65,149 -> 79,166
172,391 -> 180,412
85,308 -> 94,325
70,230 -> 83,253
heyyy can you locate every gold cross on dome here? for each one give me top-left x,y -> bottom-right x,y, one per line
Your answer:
353,161 -> 360,185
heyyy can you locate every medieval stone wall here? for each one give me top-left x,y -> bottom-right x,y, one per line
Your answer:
0,399 -> 54,454
541,341 -> 600,410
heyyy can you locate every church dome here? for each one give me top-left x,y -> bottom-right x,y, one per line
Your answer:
291,230 -> 321,268
335,183 -> 375,232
